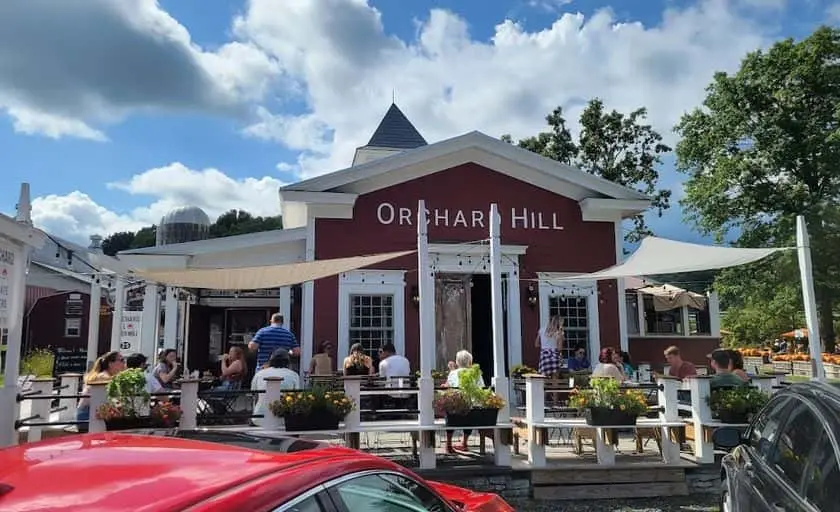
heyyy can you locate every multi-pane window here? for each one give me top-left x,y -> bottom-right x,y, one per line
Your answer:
349,295 -> 394,359
64,318 -> 82,337
548,296 -> 588,361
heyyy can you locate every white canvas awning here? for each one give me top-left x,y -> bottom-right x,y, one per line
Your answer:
566,236 -> 788,280
130,250 -> 415,289
638,283 -> 707,311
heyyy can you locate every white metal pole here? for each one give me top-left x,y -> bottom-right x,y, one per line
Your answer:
109,276 -> 125,352
163,287 -> 178,350
139,282 -> 158,360
796,215 -> 825,381
1,241 -> 27,386
417,200 -> 435,426
183,298 -> 191,375
489,204 -> 506,382
86,275 -> 102,369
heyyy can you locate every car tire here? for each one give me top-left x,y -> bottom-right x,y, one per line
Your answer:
720,476 -> 734,512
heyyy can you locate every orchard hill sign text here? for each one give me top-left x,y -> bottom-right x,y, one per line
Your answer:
375,202 -> 563,230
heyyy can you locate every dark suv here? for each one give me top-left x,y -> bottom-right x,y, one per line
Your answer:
713,382 -> 840,512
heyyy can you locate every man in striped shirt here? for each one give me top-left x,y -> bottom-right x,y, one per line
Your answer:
249,314 -> 300,368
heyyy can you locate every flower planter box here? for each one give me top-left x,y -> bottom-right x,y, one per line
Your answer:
772,361 -> 793,375
716,410 -> 750,424
743,357 -> 765,373
284,409 -> 342,432
792,361 -> 812,377
584,407 -> 637,426
444,408 -> 499,428
826,364 -> 840,380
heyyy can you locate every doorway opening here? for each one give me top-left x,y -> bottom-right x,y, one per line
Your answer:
470,274 -> 509,383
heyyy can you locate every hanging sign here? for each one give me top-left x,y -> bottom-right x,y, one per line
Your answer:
0,239 -> 18,330
119,311 -> 143,353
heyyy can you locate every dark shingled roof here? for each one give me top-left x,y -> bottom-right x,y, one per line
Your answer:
366,103 -> 427,149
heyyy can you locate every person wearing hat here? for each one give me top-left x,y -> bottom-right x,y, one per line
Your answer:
251,348 -> 301,426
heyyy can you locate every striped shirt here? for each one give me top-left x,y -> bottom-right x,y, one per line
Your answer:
253,325 -> 299,367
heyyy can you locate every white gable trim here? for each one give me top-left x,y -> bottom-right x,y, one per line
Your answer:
284,131 -> 650,203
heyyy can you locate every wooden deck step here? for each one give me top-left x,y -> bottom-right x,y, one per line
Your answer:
532,466 -> 689,500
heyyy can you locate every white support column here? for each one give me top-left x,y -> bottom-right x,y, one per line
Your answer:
58,373 -> 82,424
140,283 -> 159,360
163,287 -> 178,350
0,240 -> 28,448
688,376 -> 714,464
109,276 -> 125,352
657,377 -> 681,464
278,287 -> 291,326
489,204 -> 511,467
681,306 -> 691,337
87,275 -> 102,369
178,379 -> 199,429
301,221 -> 316,379
343,377 -> 362,430
796,216 -> 825,381
614,221 -> 628,352
417,200 -> 435,428
524,375 -> 546,467
636,291 -> 646,336
26,378 -> 54,443
707,291 -> 721,337
506,269 -> 522,405
262,377 -> 284,431
594,428 -> 617,465
87,381 -> 108,434
182,299 -> 191,374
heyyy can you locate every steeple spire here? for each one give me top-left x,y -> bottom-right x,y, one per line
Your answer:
366,104 -> 427,150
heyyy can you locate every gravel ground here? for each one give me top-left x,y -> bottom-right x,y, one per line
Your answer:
507,495 -> 719,512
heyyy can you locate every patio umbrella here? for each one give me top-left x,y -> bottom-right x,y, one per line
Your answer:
781,328 -> 808,338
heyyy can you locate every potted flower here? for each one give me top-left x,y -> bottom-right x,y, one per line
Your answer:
268,386 -> 355,431
151,401 -> 182,427
433,365 -> 505,427
569,377 -> 649,426
95,368 -> 152,430
511,364 -> 537,379
707,386 -> 769,424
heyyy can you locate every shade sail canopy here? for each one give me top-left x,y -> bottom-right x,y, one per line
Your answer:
131,250 -> 415,289
566,236 -> 788,280
638,283 -> 707,311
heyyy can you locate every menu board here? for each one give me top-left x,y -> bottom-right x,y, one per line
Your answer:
54,350 -> 88,375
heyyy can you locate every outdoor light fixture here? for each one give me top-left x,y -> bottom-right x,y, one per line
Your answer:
411,286 -> 420,306
525,284 -> 538,308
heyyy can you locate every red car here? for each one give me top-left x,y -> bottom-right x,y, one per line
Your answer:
0,430 -> 514,512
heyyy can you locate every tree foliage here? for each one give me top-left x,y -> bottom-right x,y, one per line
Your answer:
101,210 -> 283,256
504,98 -> 672,242
675,26 -> 840,349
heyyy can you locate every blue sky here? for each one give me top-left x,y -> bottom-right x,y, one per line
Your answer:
0,0 -> 835,244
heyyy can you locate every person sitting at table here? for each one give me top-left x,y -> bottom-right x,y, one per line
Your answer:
309,340 -> 334,376
126,353 -> 163,394
153,349 -> 180,390
591,347 -> 624,380
567,347 -> 591,372
218,345 -> 248,389
252,348 -> 301,426
725,349 -> 750,382
709,349 -> 749,389
444,350 -> 486,453
614,351 -> 634,379
664,346 -> 697,380
76,351 -> 125,432
343,343 -> 374,376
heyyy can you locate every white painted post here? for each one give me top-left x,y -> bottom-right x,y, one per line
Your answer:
524,375 -> 546,467
657,376 -> 681,464
183,299 -> 191,374
110,276 -> 125,352
614,222 -> 629,352
58,374 -> 82,424
178,379 -> 199,429
770,372 -> 785,391
87,276 -> 102,370
262,377 -> 284,431
343,377 -> 362,430
140,283 -> 159,360
417,200 -> 435,428
26,378 -> 54,442
796,216 -> 826,381
751,376 -> 774,395
489,204 -> 511,467
163,287 -> 178,350
707,291 -> 721,337
88,381 -> 109,433
594,428 -> 617,465
688,376 -> 714,464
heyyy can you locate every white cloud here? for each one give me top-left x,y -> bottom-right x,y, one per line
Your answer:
231,0 -> 771,178
827,2 -> 840,22
32,163 -> 286,243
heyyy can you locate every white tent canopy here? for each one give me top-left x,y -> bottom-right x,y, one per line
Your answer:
565,236 -> 789,280
130,250 -> 415,289
638,283 -> 707,311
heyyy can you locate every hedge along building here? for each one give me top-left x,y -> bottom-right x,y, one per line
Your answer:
119,104 -> 719,376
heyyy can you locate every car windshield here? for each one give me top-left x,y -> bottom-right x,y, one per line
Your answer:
126,429 -> 328,454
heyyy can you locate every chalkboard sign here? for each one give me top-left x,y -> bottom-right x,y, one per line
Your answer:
53,350 -> 88,375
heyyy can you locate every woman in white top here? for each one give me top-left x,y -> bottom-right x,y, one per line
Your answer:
535,315 -> 564,377
591,347 -> 625,380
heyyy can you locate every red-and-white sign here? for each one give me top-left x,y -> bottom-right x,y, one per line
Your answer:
119,311 -> 143,353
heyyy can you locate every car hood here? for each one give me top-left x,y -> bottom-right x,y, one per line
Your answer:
426,481 -> 514,512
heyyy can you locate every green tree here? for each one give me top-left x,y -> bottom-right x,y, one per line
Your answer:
505,99 -> 672,242
675,26 -> 840,350
209,209 -> 283,238
101,231 -> 135,256
131,226 -> 157,249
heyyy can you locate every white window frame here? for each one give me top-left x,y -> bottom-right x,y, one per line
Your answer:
338,270 -> 406,361
64,317 -> 82,338
537,272 -> 601,358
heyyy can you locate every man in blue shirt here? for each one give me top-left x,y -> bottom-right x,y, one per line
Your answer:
249,314 -> 300,368
567,347 -> 591,371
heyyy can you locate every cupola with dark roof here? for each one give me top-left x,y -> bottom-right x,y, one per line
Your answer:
352,103 -> 427,166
